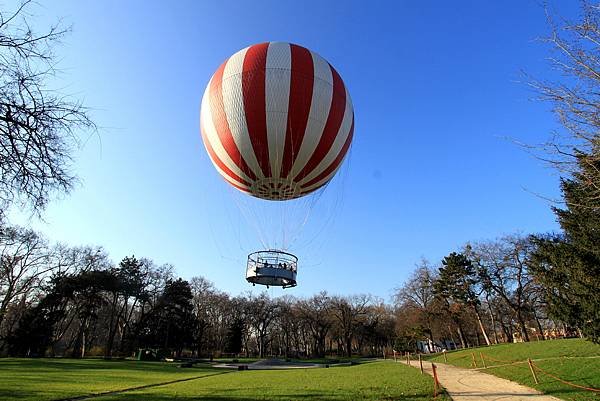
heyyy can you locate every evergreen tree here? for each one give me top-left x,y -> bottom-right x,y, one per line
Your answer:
137,278 -> 195,355
530,152 -> 600,343
224,317 -> 244,355
434,252 -> 490,346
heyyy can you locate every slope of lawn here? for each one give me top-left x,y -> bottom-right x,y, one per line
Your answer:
426,338 -> 600,401
92,361 -> 446,401
0,358 -> 217,401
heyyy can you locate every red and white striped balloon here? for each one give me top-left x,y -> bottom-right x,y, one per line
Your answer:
200,42 -> 354,201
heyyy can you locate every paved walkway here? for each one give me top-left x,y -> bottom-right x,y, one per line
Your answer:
403,360 -> 562,401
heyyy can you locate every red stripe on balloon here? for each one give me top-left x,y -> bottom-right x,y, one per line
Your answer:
300,115 -> 353,189
242,42 -> 272,178
280,43 -> 314,179
209,60 -> 258,182
293,64 -> 346,181
200,115 -> 252,188
227,179 -> 253,194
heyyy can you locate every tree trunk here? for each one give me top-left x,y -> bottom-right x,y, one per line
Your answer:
456,325 -> 467,349
474,305 -> 491,345
516,311 -> 530,342
345,336 -> 352,358
533,310 -> 546,341
487,301 -> 499,344
447,325 -> 457,349
105,294 -> 119,358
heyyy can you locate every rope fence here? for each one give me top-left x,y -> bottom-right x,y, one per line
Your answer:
529,359 -> 600,393
479,352 -> 521,365
390,349 -> 600,397
477,352 -> 600,394
431,363 -> 440,398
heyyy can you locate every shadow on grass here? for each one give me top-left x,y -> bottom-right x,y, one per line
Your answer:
0,358 -> 212,374
49,371 -> 234,401
89,390 -> 436,401
0,389 -> 41,400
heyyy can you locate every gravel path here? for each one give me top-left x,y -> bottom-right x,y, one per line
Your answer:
404,360 -> 562,401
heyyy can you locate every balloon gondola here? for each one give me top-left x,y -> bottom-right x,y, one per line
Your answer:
246,249 -> 297,289
200,42 -> 354,288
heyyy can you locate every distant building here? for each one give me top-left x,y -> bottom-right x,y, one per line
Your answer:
416,339 -> 456,353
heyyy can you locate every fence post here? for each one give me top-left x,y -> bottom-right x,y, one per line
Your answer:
480,352 -> 486,369
419,354 -> 424,374
527,358 -> 539,384
431,363 -> 439,398
393,350 -> 397,362
443,350 -> 447,363
406,352 -> 410,365
471,352 -> 477,368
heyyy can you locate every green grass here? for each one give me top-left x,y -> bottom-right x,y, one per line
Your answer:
486,358 -> 600,401
426,338 -> 600,401
0,359 -> 445,401
0,358 -> 216,401
92,361 -> 446,401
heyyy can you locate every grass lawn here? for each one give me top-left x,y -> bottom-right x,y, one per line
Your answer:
0,358 -> 217,401
93,361 -> 445,401
0,359 -> 446,401
426,338 -> 600,401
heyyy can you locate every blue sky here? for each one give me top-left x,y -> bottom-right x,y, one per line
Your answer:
10,1 -> 578,300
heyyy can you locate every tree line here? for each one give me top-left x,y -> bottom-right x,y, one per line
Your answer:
0,221 -> 595,360
0,230 -> 395,358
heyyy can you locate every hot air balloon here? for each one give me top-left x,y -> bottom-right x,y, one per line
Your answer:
200,42 -> 354,288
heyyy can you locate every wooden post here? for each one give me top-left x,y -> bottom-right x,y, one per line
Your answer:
393,350 -> 397,362
471,352 -> 477,368
527,358 -> 539,384
443,350 -> 448,363
431,363 -> 439,398
419,354 -> 424,374
406,352 -> 410,365
383,349 -> 386,360
480,352 -> 486,368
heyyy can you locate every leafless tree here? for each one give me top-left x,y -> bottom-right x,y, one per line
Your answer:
471,235 -> 538,342
393,259 -> 440,344
0,1 -> 95,215
524,3 -> 600,200
245,292 -> 279,358
0,224 -> 51,330
296,291 -> 333,358
331,294 -> 371,357
190,276 -> 214,350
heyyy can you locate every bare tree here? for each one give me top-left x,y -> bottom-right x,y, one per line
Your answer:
524,3 -> 600,200
394,259 -> 439,344
0,224 -> 50,330
471,235 -> 538,342
190,276 -> 218,356
245,292 -> 279,358
0,1 -> 95,214
331,294 -> 371,357
297,291 -> 332,358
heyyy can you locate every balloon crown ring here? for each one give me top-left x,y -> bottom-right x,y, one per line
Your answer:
251,178 -> 300,201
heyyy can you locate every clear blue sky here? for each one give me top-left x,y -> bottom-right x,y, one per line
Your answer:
10,1 -> 578,300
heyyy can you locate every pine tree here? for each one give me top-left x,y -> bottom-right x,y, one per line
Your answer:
530,152 -> 600,343
434,252 -> 490,346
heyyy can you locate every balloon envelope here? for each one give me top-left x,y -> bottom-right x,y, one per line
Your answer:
200,42 -> 354,201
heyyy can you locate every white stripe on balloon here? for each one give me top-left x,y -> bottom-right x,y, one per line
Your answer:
200,80 -> 253,185
221,46 -> 265,180
265,42 -> 291,180
298,85 -> 353,186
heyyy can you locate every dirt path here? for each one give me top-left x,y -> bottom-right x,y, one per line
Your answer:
404,360 -> 562,401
